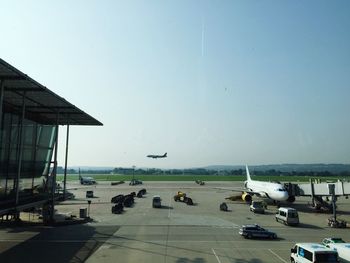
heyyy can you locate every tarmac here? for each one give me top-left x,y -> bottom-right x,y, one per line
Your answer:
0,181 -> 349,263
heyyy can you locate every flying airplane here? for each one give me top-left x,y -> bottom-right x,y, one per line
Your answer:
217,165 -> 295,203
147,152 -> 167,159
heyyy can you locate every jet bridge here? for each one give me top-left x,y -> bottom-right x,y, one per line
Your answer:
297,179 -> 350,197
285,179 -> 350,212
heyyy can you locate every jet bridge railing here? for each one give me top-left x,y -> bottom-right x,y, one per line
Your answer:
295,179 -> 350,197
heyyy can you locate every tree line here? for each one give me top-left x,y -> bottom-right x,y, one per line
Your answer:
56,166 -> 350,177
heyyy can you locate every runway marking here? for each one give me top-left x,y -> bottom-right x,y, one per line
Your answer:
0,239 -> 106,243
269,249 -> 288,263
212,248 -> 222,263
168,193 -> 172,218
97,244 -> 111,251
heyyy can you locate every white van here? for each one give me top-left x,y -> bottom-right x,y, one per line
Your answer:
322,240 -> 350,263
275,207 -> 299,226
291,243 -> 339,263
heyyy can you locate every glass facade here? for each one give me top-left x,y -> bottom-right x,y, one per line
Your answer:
0,110 -> 56,202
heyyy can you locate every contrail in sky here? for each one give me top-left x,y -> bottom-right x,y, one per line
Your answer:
201,19 -> 205,57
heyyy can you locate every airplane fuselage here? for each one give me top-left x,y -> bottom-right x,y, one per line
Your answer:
147,155 -> 165,159
245,179 -> 289,201
147,153 -> 167,159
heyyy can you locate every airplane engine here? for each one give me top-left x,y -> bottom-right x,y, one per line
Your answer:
241,192 -> 252,202
287,195 -> 296,203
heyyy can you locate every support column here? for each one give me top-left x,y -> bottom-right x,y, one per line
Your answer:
310,178 -> 315,207
15,91 -> 26,219
4,114 -> 13,197
50,113 -> 59,222
328,184 -> 337,221
63,125 -> 70,200
0,80 -> 4,145
0,80 -> 4,201
31,123 -> 38,190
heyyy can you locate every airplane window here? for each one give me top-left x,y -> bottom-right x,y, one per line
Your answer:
288,212 -> 298,218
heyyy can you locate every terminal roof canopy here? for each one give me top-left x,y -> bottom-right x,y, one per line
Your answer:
0,58 -> 102,126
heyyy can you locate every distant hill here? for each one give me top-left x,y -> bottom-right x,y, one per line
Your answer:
56,166 -> 114,174
68,166 -> 114,171
204,164 -> 350,173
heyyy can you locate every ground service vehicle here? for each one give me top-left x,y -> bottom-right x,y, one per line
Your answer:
123,194 -> 134,207
186,197 -> 193,205
111,181 -> 125,185
322,239 -> 350,263
111,203 -> 123,214
129,179 -> 142,185
174,191 -> 193,205
152,195 -> 162,208
249,201 -> 265,214
322,238 -> 346,246
328,217 -> 347,228
239,224 -> 277,239
139,189 -> 147,195
111,194 -> 125,203
174,191 -> 187,202
137,189 -> 146,197
275,207 -> 299,226
290,243 -> 339,263
195,180 -> 205,185
220,202 -> 228,211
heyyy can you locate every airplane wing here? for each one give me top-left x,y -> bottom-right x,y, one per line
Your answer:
213,186 -> 263,196
213,186 -> 244,192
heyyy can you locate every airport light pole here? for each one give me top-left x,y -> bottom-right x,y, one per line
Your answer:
132,165 -> 135,181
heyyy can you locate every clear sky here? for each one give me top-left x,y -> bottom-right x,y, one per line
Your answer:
1,1 -> 350,168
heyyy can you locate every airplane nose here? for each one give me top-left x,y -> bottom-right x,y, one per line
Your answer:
275,191 -> 289,201
282,191 -> 289,201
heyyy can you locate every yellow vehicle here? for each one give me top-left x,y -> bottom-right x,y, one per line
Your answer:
174,191 -> 186,201
174,191 -> 194,205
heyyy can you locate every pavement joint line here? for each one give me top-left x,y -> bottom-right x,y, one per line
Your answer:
0,239 -> 296,244
268,248 -> 288,263
164,223 -> 171,263
96,244 -> 111,251
0,240 -> 105,243
168,193 -> 172,218
212,248 -> 222,263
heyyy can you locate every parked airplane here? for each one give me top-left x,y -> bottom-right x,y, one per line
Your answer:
243,165 -> 294,203
79,174 -> 97,185
147,152 -> 167,159
218,165 -> 295,203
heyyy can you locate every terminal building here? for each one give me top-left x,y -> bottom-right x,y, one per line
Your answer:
0,58 -> 102,222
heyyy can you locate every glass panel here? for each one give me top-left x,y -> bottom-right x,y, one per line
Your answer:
315,253 -> 338,262
0,110 -> 56,201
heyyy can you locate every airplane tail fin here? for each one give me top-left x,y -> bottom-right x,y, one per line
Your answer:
245,165 -> 252,181
164,152 -> 167,157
